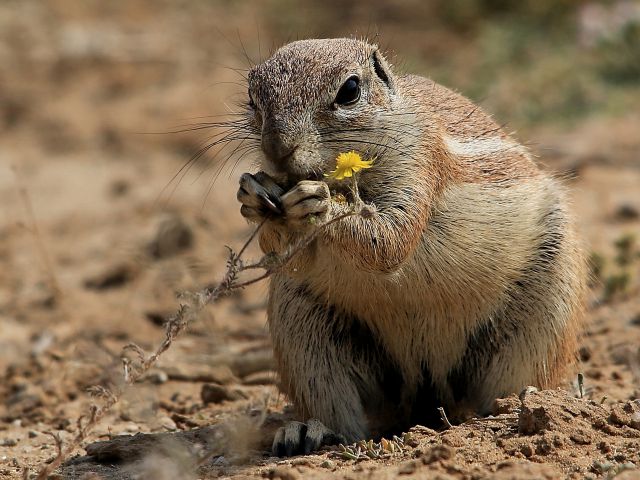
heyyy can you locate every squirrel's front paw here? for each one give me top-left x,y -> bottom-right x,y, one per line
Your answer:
280,180 -> 330,230
237,172 -> 285,222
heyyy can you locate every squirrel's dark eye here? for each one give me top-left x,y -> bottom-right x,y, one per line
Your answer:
248,89 -> 256,109
334,76 -> 360,107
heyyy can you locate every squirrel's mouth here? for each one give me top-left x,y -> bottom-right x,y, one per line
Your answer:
278,169 -> 324,189
266,159 -> 326,187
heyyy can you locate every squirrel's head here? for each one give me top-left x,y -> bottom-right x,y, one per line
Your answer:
246,38 -> 399,185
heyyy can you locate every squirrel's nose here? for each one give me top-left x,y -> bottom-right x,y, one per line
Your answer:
261,117 -> 298,162
261,131 -> 297,162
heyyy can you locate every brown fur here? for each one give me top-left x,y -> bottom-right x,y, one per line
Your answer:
236,38 -> 586,444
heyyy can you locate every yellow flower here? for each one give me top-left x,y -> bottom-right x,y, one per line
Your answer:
326,151 -> 373,180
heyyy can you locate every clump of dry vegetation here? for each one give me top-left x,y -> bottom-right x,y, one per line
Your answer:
600,233 -> 639,303
31,179 -> 368,479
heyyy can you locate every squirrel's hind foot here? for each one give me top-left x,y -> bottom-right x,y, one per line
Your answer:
272,419 -> 345,457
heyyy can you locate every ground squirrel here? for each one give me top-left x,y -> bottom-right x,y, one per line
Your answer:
235,38 -> 586,456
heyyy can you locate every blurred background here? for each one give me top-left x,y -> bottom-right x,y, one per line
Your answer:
1,0 -> 639,476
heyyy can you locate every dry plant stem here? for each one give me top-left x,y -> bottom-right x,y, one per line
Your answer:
229,209 -> 361,291
464,415 -> 519,424
350,175 -> 364,209
34,191 -> 365,479
438,407 -> 453,429
578,372 -> 585,399
13,165 -> 62,299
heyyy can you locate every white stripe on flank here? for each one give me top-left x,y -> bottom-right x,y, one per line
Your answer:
445,136 -> 523,157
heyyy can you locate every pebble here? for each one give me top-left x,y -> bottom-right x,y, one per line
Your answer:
83,262 -> 134,290
123,422 -> 140,433
201,383 -> 244,404
1,438 -> 17,447
148,215 -> 194,259
398,460 -> 418,475
158,416 -> 177,431
242,371 -> 276,386
145,369 -> 169,384
320,459 -> 335,469
28,430 -> 39,439
213,456 -> 228,466
615,204 -> 639,221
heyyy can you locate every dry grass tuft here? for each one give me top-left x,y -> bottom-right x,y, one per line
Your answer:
32,185 -> 367,479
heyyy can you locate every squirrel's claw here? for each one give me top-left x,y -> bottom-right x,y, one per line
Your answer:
272,419 -> 344,457
237,172 -> 285,219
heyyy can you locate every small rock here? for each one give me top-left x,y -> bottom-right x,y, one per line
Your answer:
28,431 -> 38,438
579,345 -> 592,362
609,344 -> 632,365
213,456 -> 228,466
493,395 -> 520,415
405,435 -> 419,448
144,311 -> 170,327
158,416 -> 177,431
398,460 -> 418,474
609,402 -> 640,430
1,438 -> 17,447
518,386 -> 539,401
569,431 -> 591,445
585,368 -> 603,380
123,423 -> 139,433
109,179 -> 130,197
148,215 -> 194,259
319,459 -> 335,469
421,444 -> 454,464
144,369 -> 168,385
615,204 -> 639,221
518,405 -> 551,434
290,458 -> 310,467
170,413 -> 199,429
408,424 -> 438,436
84,263 -> 135,290
165,364 -> 237,384
201,384 -> 243,404
520,443 -> 534,458
242,372 -> 276,386
31,331 -> 56,356
230,349 -> 275,377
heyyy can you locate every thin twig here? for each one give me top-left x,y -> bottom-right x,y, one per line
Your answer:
13,165 -> 62,300
438,407 -> 453,429
237,218 -> 267,258
463,414 -> 518,424
577,372 -> 584,399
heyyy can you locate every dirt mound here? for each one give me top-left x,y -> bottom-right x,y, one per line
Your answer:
45,389 -> 639,479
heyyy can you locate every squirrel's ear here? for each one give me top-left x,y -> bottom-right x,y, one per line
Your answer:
371,50 -> 395,92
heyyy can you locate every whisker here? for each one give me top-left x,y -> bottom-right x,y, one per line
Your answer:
200,136 -> 258,209
321,137 -> 421,163
157,130 -> 259,205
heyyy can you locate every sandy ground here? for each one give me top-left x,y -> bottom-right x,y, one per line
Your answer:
1,1 -> 640,479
